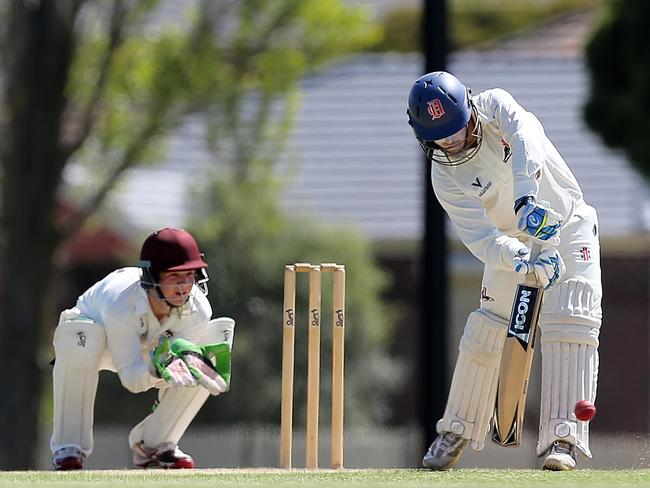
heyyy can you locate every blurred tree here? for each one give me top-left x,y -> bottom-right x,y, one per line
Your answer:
93,0 -> 395,431
371,0 -> 599,52
0,0 -> 378,469
187,1 -> 396,427
584,0 -> 650,182
190,178 -> 401,428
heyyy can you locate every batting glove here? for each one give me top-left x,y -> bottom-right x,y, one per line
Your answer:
514,248 -> 566,289
151,337 -> 197,389
515,196 -> 563,243
501,237 -> 531,273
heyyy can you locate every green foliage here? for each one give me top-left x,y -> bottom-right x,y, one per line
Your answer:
371,0 -> 600,52
67,0 -> 380,199
179,2 -> 396,428
189,176 -> 402,427
196,0 -> 379,180
584,0 -> 650,182
66,0 -> 392,428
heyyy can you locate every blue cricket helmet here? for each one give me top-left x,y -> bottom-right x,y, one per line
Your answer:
407,71 -> 472,142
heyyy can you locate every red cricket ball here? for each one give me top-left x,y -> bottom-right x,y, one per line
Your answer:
574,400 -> 596,421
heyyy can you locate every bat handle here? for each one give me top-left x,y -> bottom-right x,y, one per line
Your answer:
525,242 -> 543,285
530,242 -> 542,261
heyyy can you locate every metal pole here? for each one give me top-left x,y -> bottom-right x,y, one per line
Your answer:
420,0 -> 449,450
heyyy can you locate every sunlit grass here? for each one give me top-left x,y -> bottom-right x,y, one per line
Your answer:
2,468 -> 650,488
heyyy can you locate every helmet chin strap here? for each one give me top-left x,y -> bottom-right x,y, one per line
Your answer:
152,285 -> 190,310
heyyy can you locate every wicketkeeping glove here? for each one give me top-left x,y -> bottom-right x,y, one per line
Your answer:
170,338 -> 231,396
515,196 -> 563,243
151,337 -> 197,389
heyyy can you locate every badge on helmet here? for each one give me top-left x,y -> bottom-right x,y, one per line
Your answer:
407,71 -> 472,141
407,71 -> 482,166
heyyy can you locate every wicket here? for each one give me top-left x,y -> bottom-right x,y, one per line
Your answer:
280,263 -> 346,469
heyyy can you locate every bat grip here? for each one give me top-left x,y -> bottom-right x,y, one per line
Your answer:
530,242 -> 542,261
526,242 -> 543,284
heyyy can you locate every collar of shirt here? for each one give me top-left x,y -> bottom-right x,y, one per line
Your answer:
135,286 -> 202,342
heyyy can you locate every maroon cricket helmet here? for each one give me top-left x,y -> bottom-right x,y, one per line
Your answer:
139,228 -> 208,273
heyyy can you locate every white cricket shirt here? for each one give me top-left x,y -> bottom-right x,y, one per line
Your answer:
431,88 -> 585,270
75,267 -> 212,392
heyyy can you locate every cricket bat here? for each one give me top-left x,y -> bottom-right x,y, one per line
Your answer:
492,243 -> 544,447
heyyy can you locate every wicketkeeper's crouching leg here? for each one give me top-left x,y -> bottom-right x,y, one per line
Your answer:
537,277 -> 602,469
423,309 -> 508,470
129,317 -> 235,469
51,309 -> 108,470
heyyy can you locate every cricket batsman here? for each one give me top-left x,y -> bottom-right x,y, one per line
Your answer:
50,228 -> 235,470
407,72 -> 602,470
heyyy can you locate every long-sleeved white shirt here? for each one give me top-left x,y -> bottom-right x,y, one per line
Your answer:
75,267 -> 212,393
431,88 -> 584,269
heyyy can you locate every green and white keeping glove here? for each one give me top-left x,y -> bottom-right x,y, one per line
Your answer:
150,337 -> 197,389
151,337 -> 232,395
172,338 -> 231,396
200,342 -> 232,388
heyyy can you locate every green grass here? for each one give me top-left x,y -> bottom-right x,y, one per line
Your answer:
2,469 -> 650,488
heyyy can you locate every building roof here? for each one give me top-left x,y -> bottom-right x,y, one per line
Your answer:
108,12 -> 650,250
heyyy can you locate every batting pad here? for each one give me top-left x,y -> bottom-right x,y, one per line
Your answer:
51,312 -> 107,455
537,324 -> 599,458
542,277 -> 602,329
437,310 -> 508,450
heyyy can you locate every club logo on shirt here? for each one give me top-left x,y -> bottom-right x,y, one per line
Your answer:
427,99 -> 445,120
471,177 -> 492,197
500,139 -> 512,163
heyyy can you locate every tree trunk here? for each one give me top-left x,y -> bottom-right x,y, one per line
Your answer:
0,0 -> 79,469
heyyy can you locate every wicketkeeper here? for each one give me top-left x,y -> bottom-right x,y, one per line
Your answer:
407,72 -> 602,470
50,227 -> 235,470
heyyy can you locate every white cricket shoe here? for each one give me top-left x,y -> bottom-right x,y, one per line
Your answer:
542,440 -> 577,471
422,431 -> 468,470
132,441 -> 195,469
52,445 -> 85,471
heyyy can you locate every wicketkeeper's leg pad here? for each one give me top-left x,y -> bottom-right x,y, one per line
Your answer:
436,309 -> 508,451
50,309 -> 107,456
206,317 -> 235,347
128,384 -> 210,450
128,317 -> 235,450
176,317 -> 235,351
